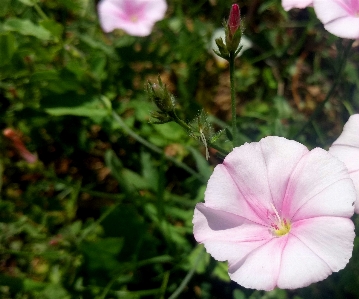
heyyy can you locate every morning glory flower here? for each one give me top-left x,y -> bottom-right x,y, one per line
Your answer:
98,0 -> 167,36
282,0 -> 313,10
193,136 -> 355,290
330,114 -> 359,213
313,0 -> 359,39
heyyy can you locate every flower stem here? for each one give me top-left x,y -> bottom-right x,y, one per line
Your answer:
168,246 -> 205,299
112,111 -> 206,182
34,3 -> 49,20
229,51 -> 238,147
170,111 -> 229,156
293,40 -> 354,139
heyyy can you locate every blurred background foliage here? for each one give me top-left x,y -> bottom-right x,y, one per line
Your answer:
0,0 -> 359,298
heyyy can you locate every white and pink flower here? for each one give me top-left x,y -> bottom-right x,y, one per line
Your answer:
97,0 -> 167,36
283,0 -> 359,39
193,136 -> 355,290
330,114 -> 359,213
313,0 -> 359,39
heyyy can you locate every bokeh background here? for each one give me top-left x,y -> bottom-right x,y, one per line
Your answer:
1,0 -> 359,298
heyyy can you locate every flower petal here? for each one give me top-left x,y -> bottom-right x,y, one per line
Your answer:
204,164 -> 266,225
98,0 -> 125,33
314,0 -> 359,39
141,0 -> 167,23
291,178 -> 355,221
277,234 -> 331,289
281,148 -> 354,219
290,217 -> 354,272
229,237 -> 288,291
330,114 -> 359,213
324,15 -> 359,39
97,0 -> 166,36
193,203 -> 271,262
221,136 -> 308,223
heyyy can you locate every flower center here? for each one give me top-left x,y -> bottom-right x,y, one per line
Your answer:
130,15 -> 139,23
271,218 -> 291,237
268,203 -> 291,237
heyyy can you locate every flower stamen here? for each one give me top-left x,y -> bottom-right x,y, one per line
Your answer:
269,203 -> 291,237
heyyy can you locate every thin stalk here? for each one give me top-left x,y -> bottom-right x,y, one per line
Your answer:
229,51 -> 238,147
112,111 -> 206,183
171,111 -> 229,156
78,203 -> 120,243
34,3 -> 48,20
159,271 -> 170,299
293,40 -> 354,139
168,246 -> 205,299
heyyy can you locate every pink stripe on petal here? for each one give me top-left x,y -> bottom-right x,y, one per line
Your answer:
314,0 -> 359,38
290,217 -> 354,272
204,163 -> 267,225
229,237 -> 288,291
193,135 -> 355,290
281,148 -> 352,219
222,137 -> 308,224
277,234 -> 332,289
324,15 -> 359,39
193,204 -> 271,243
291,178 -> 355,221
332,0 -> 356,15
193,204 -> 272,262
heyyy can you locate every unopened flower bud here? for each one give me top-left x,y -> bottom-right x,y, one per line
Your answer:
225,4 -> 242,52
146,76 -> 175,113
228,4 -> 240,36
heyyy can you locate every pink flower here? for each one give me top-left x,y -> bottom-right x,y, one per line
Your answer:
313,0 -> 359,39
193,136 -> 355,290
282,0 -> 313,10
97,0 -> 167,36
329,114 -> 359,213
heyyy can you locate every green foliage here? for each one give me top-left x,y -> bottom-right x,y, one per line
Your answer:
1,0 -> 359,298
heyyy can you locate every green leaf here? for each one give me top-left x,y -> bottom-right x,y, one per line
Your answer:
212,261 -> 230,282
187,146 -> 212,181
81,237 -> 124,272
0,0 -> 11,17
233,289 -> 246,299
4,18 -> 51,40
40,284 -> 71,299
40,93 -> 109,118
0,32 -> 17,66
17,0 -> 39,6
141,151 -> 159,191
185,245 -> 209,274
104,150 -> 150,193
39,19 -> 64,39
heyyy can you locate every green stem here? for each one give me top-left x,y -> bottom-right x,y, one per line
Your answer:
171,111 -> 229,156
293,40 -> 354,139
112,111 -> 206,182
78,203 -> 120,243
34,3 -> 48,20
229,51 -> 238,147
168,246 -> 205,299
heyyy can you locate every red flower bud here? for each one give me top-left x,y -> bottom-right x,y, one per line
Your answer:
228,4 -> 240,35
